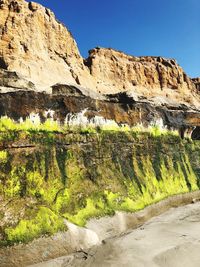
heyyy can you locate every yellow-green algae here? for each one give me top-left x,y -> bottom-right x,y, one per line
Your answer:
5,207 -> 66,244
0,118 -> 200,245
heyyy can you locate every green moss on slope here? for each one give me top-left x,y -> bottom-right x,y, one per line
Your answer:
5,207 -> 66,244
0,127 -> 199,245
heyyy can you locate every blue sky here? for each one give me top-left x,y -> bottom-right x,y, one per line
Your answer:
35,0 -> 199,77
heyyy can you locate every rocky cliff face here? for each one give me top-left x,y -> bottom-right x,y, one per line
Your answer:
0,0 -> 200,133
192,78 -> 200,91
0,0 -> 199,108
85,48 -> 199,106
1,1 -> 200,265
0,0 -> 94,91
84,49 -> 200,112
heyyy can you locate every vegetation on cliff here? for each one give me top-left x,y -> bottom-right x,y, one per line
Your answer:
0,117 -> 199,246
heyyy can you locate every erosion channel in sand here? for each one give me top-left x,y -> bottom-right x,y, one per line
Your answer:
31,192 -> 200,267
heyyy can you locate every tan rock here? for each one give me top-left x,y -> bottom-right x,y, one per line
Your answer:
85,48 -> 199,107
0,0 -> 199,108
0,69 -> 35,92
0,0 -> 93,91
192,78 -> 200,91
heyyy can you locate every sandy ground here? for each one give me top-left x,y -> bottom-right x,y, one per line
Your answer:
37,201 -> 200,267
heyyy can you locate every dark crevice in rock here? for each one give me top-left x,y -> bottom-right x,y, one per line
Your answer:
28,2 -> 37,12
83,56 -> 93,74
45,8 -> 51,17
0,58 -> 8,69
20,42 -> 29,53
105,92 -> 135,104
56,147 -> 68,185
156,64 -> 164,89
192,78 -> 200,91
8,1 -> 21,13
191,127 -> 200,140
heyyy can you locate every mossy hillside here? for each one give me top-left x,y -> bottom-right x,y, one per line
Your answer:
0,128 -> 200,246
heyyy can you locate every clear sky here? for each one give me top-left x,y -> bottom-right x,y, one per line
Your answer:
34,0 -> 199,77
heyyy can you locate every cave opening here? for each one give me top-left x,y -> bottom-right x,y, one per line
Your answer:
191,127 -> 200,140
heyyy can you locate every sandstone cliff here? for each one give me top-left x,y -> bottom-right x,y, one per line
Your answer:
1,2 -> 200,265
85,48 -> 199,107
0,0 -> 200,133
0,0 -> 94,91
192,77 -> 200,91
0,0 -> 199,108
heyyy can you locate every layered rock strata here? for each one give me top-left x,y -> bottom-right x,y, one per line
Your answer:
0,0 -> 199,108
0,0 -> 199,136
1,69 -> 200,138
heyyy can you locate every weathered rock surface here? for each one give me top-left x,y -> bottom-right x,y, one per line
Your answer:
85,48 -> 199,105
1,88 -> 200,130
2,193 -> 200,267
0,66 -> 200,132
0,0 -> 94,91
0,0 -> 199,134
192,78 -> 200,91
52,201 -> 200,267
0,69 -> 35,92
0,0 -> 199,108
0,1 -> 200,266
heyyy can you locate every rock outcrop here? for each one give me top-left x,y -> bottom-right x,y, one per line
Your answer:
1,2 -> 200,265
192,78 -> 200,91
0,0 -> 199,108
0,0 -> 94,91
86,48 -> 199,107
0,69 -> 35,92
0,0 -> 200,132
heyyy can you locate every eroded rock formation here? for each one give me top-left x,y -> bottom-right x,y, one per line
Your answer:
0,1 -> 200,265
0,0 -> 199,132
192,78 -> 200,91
0,0 -> 199,107
0,0 -> 94,91
85,48 -> 198,105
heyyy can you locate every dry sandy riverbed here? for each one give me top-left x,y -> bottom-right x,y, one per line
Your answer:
32,201 -> 200,267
